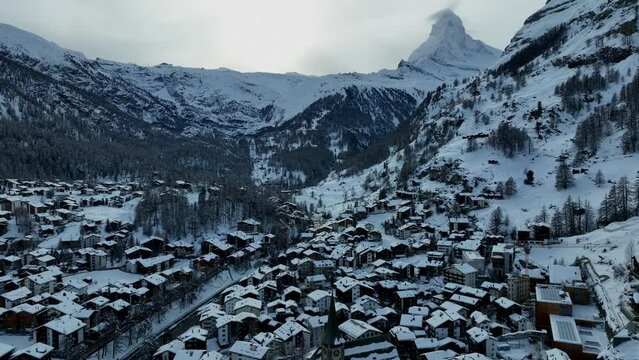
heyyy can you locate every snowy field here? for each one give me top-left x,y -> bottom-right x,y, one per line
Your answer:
82,198 -> 140,223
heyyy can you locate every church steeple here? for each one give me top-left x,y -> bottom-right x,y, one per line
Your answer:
321,295 -> 344,360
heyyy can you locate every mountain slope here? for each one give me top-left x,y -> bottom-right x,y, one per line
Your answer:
0,12 -> 500,182
300,0 -> 639,232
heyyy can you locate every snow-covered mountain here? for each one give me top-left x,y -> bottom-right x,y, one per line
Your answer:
0,11 -> 500,182
407,9 -> 501,79
96,10 -> 498,137
300,0 -> 639,230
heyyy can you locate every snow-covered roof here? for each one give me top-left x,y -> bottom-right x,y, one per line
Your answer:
400,314 -> 424,328
467,326 -> 490,344
132,254 -> 174,268
154,340 -> 185,356
2,287 -> 31,301
228,341 -> 270,359
450,263 -> 477,275
0,342 -> 14,357
339,319 -> 382,339
12,342 -> 53,359
200,350 -> 226,360
233,298 -> 262,311
44,314 -> 86,334
494,297 -> 518,309
389,326 -> 416,342
107,299 -> 130,311
273,320 -> 309,340
307,289 -> 331,302
549,315 -> 581,345
124,246 -> 152,255
178,325 -> 208,342
546,349 -> 570,360
144,273 -> 168,286
536,285 -> 572,305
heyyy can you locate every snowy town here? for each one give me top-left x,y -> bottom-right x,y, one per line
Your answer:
0,178 -> 635,360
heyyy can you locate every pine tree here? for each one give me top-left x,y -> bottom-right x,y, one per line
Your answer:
598,183 -> 618,225
524,170 -> 535,185
536,205 -> 548,223
489,207 -> 503,234
504,177 -> 517,197
594,170 -> 605,187
616,176 -> 631,221
562,196 -> 576,235
583,200 -> 596,233
555,159 -> 574,191
551,209 -> 564,238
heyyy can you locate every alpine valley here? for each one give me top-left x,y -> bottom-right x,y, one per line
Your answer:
1,1 -> 639,360
0,10 -> 499,183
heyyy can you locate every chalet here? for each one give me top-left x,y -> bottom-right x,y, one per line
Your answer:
201,239 -> 234,257
495,297 -> 523,323
126,255 -> 175,274
425,310 -> 466,340
140,236 -> 165,253
4,303 -> 46,331
38,315 -> 86,350
27,202 -> 47,215
233,298 -> 262,316
394,290 -> 417,313
1,287 -> 32,308
3,255 -> 22,270
444,264 -> 477,287
436,240 -> 454,258
491,243 -> 515,280
237,219 -> 261,234
38,225 -> 55,238
273,320 -> 310,356
74,248 -> 107,270
529,222 -> 552,241
335,277 -> 373,304
353,206 -> 367,221
305,290 -> 331,312
227,231 -> 253,247
82,222 -> 99,234
178,326 -> 208,350
467,326 -> 498,358
153,339 -> 184,360
194,253 -> 220,271
396,206 -> 413,221
449,217 -> 470,232
166,241 -> 195,258
391,242 -> 410,258
95,240 -> 117,255
25,269 -> 62,295
397,223 -> 420,240
125,246 -> 154,260
305,275 -> 329,290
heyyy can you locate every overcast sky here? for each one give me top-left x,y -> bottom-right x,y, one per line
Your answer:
0,0 -> 545,75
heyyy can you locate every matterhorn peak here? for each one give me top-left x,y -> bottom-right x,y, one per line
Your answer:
405,9 -> 501,78
429,9 -> 466,37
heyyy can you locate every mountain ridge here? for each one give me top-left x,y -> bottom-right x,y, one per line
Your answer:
0,11 -> 501,183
